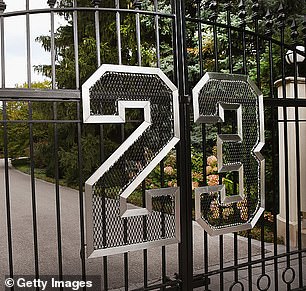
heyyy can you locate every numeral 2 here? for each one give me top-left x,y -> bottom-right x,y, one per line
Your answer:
82,65 -> 180,257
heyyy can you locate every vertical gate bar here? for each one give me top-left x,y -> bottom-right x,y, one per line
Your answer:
118,122 -> 128,291
154,1 -> 166,286
219,235 -> 224,291
115,0 -> 122,65
196,0 -> 203,77
301,18 -> 306,290
26,0 -> 40,284
272,144 -> 279,291
99,126 -> 105,163
238,0 -> 247,75
121,122 -> 125,140
28,103 -> 40,286
303,16 -> 306,288
225,1 -> 233,73
93,1 -> 106,180
142,180 -> 148,288
76,102 -> 87,288
49,2 -> 63,284
141,0 -> 149,268
115,6 -> 124,284
73,1 -> 87,285
292,30 -> 303,288
135,3 -> 149,286
101,120 -> 108,290
267,25 -> 279,291
0,4 -> 14,285
101,124 -> 107,290
2,105 -> 14,288
124,247 -> 129,291
279,6 -> 290,257
227,4 -> 239,284
260,216 -> 265,275
142,156 -> 148,287
265,9 -> 274,100
73,0 -> 80,90
154,0 -> 161,290
210,5 -> 225,287
94,3 -> 101,68
171,1 -> 177,85
202,123 -> 209,291
232,116 -> 239,283
252,1 -> 266,279
103,228 -> 108,289
101,105 -> 107,288
50,5 -> 56,89
154,0 -> 161,68
135,3 -> 142,66
121,121 -> 128,290
154,0 -> 161,69
239,2 -> 253,288
53,105 -> 63,285
217,122 -> 224,291
278,6 -> 291,290
143,248 -> 148,289
252,0 -> 261,88
119,13 -> 127,289
247,235 -> 252,291
203,231 -> 209,290
210,1 -> 218,72
160,159 -> 167,290
92,3 -> 109,287
174,0 -> 193,289
159,0 -> 166,271
233,233 -> 238,283
0,1 -> 4,89
26,0 -> 31,86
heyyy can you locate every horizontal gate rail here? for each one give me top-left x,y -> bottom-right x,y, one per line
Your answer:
0,89 -> 80,101
264,98 -> 306,107
0,120 -> 82,124
2,7 -> 175,19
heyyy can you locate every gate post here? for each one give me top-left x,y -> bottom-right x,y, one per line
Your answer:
174,0 -> 193,289
276,77 -> 306,247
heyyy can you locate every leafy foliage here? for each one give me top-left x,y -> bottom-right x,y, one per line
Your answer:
0,81 -> 51,158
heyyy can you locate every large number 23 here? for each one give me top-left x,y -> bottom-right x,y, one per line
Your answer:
82,65 -> 180,258
192,73 -> 265,236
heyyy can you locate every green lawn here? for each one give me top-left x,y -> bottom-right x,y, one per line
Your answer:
12,158 -> 70,188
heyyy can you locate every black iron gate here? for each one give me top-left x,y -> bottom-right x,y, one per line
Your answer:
0,0 -> 306,290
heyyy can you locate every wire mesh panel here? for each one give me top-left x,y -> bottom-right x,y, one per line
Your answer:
82,64 -> 180,258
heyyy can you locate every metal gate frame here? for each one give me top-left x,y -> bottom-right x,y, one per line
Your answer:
0,0 -> 306,290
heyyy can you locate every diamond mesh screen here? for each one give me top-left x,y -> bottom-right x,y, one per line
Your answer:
88,71 -> 178,251
198,78 -> 261,231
